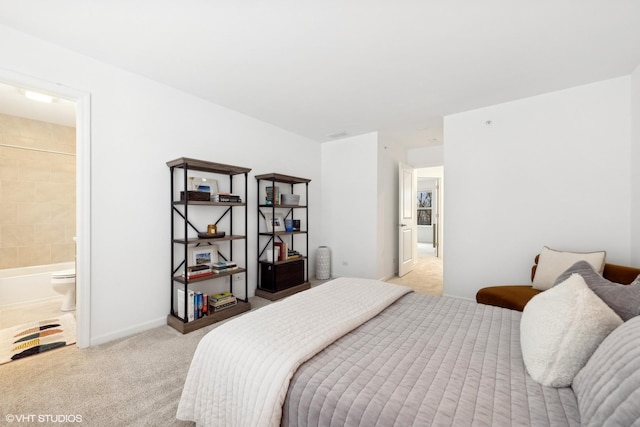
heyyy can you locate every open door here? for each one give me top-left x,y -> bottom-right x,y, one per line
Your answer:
398,163 -> 416,276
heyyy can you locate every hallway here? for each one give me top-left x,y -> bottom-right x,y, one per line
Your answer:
387,243 -> 443,295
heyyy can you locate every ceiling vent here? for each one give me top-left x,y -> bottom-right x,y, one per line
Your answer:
327,131 -> 349,139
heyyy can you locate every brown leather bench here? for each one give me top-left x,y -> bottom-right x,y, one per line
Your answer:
476,255 -> 640,311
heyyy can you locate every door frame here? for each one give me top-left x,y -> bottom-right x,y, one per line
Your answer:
0,68 -> 92,348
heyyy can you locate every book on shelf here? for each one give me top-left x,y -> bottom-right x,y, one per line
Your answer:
186,264 -> 210,273
211,297 -> 237,312
183,264 -> 209,274
211,291 -> 234,302
265,186 -> 280,205
211,295 -> 237,307
182,267 -> 213,279
195,291 -> 203,319
273,242 -> 287,261
212,192 -> 242,203
202,294 -> 208,316
176,288 -> 195,322
210,261 -> 239,274
211,261 -> 237,269
177,289 -> 215,322
211,266 -> 239,274
213,196 -> 242,203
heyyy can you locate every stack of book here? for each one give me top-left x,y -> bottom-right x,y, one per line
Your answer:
182,264 -> 213,279
272,242 -> 302,260
176,289 -> 209,321
287,249 -> 302,259
210,261 -> 239,274
210,291 -> 237,312
212,192 -> 242,203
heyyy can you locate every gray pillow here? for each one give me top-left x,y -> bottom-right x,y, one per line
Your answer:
554,260 -> 640,321
572,316 -> 640,426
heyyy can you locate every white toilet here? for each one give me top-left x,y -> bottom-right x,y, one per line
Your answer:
51,269 -> 76,311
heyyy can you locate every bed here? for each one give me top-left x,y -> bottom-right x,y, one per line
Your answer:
177,277 -> 640,427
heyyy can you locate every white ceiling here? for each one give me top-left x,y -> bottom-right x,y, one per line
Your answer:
1,1 -> 639,147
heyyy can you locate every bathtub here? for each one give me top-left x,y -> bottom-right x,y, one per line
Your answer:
0,262 -> 75,309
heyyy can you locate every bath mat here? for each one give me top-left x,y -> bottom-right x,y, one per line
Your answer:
0,313 -> 76,365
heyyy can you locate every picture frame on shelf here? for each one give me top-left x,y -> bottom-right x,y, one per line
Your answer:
189,245 -> 218,267
190,176 -> 219,195
265,213 -> 285,232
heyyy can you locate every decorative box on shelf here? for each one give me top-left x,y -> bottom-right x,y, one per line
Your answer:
281,194 -> 300,205
260,259 -> 305,292
180,191 -> 210,201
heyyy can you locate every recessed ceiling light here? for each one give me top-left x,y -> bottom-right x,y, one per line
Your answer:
24,90 -> 54,103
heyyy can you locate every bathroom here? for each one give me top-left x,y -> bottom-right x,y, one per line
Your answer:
0,84 -> 77,331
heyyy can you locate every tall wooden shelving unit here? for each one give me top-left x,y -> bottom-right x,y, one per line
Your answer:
255,173 -> 311,301
167,157 -> 251,334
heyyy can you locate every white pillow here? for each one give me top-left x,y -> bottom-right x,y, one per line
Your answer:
520,273 -> 622,387
532,246 -> 606,291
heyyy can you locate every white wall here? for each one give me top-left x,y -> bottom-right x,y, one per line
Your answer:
444,77 -> 632,300
0,25 -> 321,345
321,133 -> 378,278
319,132 -> 414,281
631,64 -> 640,264
377,139 -> 405,279
407,145 -> 444,168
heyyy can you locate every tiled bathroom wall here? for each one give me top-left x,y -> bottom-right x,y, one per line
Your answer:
0,113 -> 76,269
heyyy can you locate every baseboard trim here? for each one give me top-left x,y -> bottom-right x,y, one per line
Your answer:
90,316 -> 167,347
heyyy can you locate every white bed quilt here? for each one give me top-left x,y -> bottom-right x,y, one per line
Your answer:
176,277 -> 411,427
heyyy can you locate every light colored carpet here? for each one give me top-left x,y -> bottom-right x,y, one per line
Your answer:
2,322 -> 198,426
0,297 -> 272,426
386,255 -> 443,296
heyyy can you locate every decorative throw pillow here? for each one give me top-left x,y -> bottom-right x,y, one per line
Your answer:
520,273 -> 622,387
532,246 -> 606,291
554,260 -> 640,321
572,316 -> 640,427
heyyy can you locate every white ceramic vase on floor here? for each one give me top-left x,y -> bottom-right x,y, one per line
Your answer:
316,246 -> 331,280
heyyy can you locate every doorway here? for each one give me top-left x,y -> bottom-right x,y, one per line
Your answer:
417,177 -> 438,256
388,166 -> 443,295
0,72 -> 91,348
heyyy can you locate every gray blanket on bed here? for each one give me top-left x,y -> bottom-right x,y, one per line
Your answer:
282,293 -> 580,427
